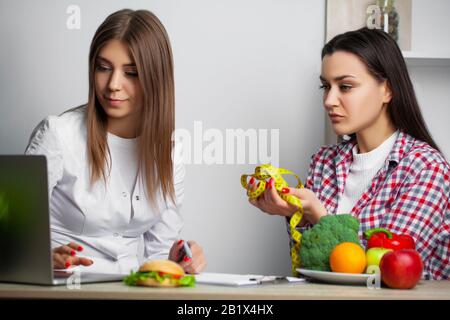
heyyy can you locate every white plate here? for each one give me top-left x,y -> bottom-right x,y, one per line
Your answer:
296,268 -> 373,285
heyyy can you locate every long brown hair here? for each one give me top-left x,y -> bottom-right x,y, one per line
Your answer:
322,28 -> 441,152
87,9 -> 176,206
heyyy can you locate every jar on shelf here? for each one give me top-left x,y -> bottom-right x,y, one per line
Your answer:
377,0 -> 399,42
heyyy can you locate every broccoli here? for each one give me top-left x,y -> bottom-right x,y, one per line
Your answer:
298,214 -> 361,271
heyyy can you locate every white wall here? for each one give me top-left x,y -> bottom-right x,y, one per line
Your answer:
0,0 -> 325,275
407,0 -> 450,160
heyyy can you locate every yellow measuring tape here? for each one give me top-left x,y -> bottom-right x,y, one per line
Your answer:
241,164 -> 304,276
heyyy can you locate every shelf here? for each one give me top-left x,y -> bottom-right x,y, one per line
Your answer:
402,51 -> 450,67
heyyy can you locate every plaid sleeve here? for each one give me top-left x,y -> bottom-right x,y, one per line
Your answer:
285,146 -> 327,248
305,145 -> 330,191
380,160 -> 450,280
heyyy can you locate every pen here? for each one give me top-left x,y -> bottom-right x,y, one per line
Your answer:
249,276 -> 287,284
182,240 -> 193,259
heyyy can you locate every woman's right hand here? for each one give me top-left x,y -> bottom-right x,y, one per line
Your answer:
246,178 -> 326,224
52,242 -> 94,269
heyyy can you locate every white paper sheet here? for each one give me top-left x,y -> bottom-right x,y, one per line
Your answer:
194,272 -> 307,286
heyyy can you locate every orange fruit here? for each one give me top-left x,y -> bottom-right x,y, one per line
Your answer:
329,242 -> 367,274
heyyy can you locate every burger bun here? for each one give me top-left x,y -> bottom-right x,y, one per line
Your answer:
136,259 -> 185,287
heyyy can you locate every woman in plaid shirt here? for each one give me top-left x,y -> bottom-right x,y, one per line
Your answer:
248,28 -> 449,280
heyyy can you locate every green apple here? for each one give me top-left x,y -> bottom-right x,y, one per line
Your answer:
366,247 -> 393,267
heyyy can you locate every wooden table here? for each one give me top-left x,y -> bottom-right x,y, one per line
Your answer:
0,280 -> 449,300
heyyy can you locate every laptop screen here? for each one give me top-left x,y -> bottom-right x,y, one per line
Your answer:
0,155 -> 54,285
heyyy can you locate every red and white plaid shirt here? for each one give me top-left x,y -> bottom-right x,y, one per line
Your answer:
291,131 -> 450,280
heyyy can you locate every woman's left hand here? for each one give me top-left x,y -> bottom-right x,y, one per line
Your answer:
248,178 -> 327,224
169,240 -> 206,274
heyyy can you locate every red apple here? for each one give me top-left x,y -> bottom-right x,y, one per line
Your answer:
380,249 -> 423,289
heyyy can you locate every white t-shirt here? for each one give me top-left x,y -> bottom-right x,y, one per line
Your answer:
107,133 -> 139,217
336,131 -> 399,214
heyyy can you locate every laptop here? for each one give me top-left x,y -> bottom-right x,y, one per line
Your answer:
0,155 -> 124,285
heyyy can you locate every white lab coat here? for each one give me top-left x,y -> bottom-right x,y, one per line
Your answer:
25,106 -> 185,274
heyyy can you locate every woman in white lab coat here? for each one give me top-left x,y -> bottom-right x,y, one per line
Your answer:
25,9 -> 206,274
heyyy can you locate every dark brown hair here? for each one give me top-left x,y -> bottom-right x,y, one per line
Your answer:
322,27 -> 440,152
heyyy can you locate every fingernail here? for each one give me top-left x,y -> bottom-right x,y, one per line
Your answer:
257,182 -> 261,187
177,240 -> 184,245
65,261 -> 71,268
90,260 -> 94,264
249,177 -> 255,185
183,256 -> 191,262
282,187 -> 289,194
77,246 -> 83,252
70,250 -> 76,256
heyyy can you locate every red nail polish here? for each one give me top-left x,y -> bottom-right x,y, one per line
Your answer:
183,256 -> 191,262
65,261 -> 71,268
249,177 -> 255,185
257,182 -> 261,187
282,187 -> 289,194
177,240 -> 184,245
71,250 -> 76,256
77,246 -> 83,252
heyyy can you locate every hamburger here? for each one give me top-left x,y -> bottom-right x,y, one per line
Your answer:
124,259 -> 195,287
